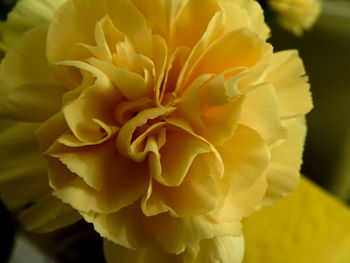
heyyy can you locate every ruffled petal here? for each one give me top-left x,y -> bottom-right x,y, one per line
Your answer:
182,28 -> 272,88
263,116 -> 307,205
142,150 -> 219,217
104,235 -> 244,263
265,50 -> 313,118
84,200 -> 241,254
169,0 -> 220,51
239,83 -> 287,145
183,235 -> 244,263
51,152 -> 148,214
218,124 -> 270,194
47,0 -> 107,63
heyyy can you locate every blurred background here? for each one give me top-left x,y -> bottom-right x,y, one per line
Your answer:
1,0 -> 350,262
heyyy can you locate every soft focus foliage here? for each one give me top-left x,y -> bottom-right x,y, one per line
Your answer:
243,176 -> 350,263
0,0 -> 312,262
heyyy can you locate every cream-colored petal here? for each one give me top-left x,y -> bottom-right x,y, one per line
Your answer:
58,61 -> 120,142
106,0 -> 152,56
116,107 -> 175,162
87,202 -> 241,254
3,0 -> 66,47
19,194 -> 81,233
142,152 -> 219,217
219,0 -> 270,40
88,58 -> 151,100
83,202 -> 149,250
265,50 -> 313,118
130,0 -> 168,39
143,212 -> 242,254
152,35 -> 168,106
49,140 -> 115,191
174,11 -> 225,94
220,174 -> 267,222
183,28 -> 272,88
176,74 -> 212,132
200,95 -> 244,145
239,83 -> 287,145
52,153 -> 148,214
104,239 -> 182,263
153,128 -> 215,187
218,124 -> 270,194
104,235 -> 244,263
47,0 -> 107,63
183,235 -> 244,263
177,73 -> 244,145
263,117 -> 307,205
169,0 -> 220,51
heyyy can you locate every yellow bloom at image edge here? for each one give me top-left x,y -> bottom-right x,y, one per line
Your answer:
268,0 -> 322,35
0,0 -> 312,262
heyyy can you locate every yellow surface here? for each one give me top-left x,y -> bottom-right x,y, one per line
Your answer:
243,176 -> 350,263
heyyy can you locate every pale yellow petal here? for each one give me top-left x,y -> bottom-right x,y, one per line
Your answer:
220,174 -> 267,222
57,61 -> 120,142
49,141 -> 115,191
263,116 -> 307,205
86,201 -> 241,254
116,107 -> 175,162
3,0 -> 66,47
177,73 -> 245,144
218,124 -> 270,194
183,28 -> 272,88
130,0 -> 168,39
265,50 -> 313,118
83,202 -> 149,250
153,128 -> 215,187
51,152 -> 148,213
47,0 -> 107,63
143,213 -> 242,254
219,0 -> 270,40
169,0 -> 220,51
243,177 -> 350,263
106,0 -> 152,56
183,236 -> 244,263
104,235 -> 244,263
142,152 -> 219,217
19,194 -> 81,233
239,83 -> 287,145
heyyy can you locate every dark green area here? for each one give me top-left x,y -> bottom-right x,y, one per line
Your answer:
0,0 -> 17,20
256,0 -> 276,23
0,200 -> 16,263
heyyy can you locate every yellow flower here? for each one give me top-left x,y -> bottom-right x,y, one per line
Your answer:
268,0 -> 321,35
0,0 -> 312,261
